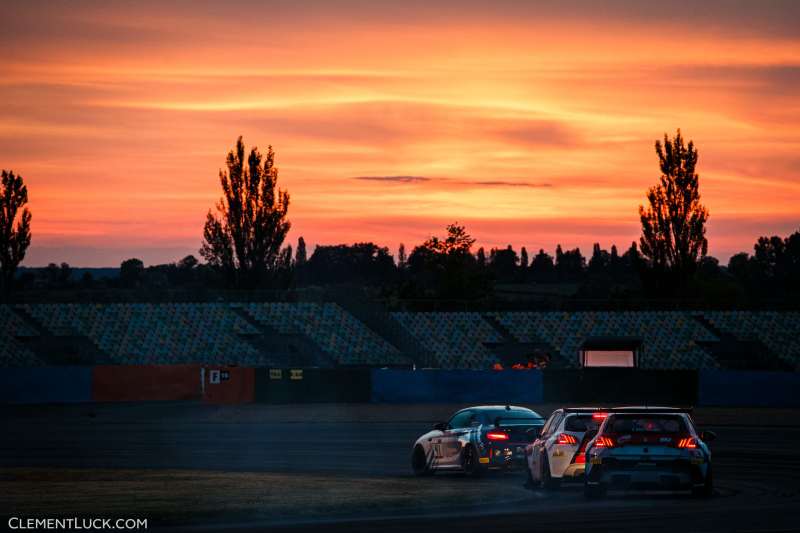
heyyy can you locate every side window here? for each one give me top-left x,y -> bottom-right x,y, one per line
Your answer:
449,410 -> 473,429
541,410 -> 562,436
551,412 -> 564,433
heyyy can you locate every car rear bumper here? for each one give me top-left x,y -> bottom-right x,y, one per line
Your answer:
481,442 -> 529,468
586,459 -> 706,489
562,463 -> 586,479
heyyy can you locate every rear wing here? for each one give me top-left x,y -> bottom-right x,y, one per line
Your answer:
494,416 -> 545,427
605,406 -> 694,415
562,406 -> 693,414
563,407 -> 613,414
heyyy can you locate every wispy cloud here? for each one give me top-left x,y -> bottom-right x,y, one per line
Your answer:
353,176 -> 430,183
463,180 -> 553,188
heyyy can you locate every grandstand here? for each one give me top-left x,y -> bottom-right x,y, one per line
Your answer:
0,306 -> 43,366
0,304 -> 797,371
703,311 -> 800,369
241,302 -> 408,366
487,311 -> 720,369
392,312 -> 504,369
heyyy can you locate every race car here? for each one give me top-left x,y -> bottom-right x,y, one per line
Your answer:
584,407 -> 716,498
525,407 -> 608,489
411,405 -> 544,476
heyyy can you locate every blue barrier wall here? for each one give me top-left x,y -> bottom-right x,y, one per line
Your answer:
371,369 -> 543,403
0,367 -> 93,404
699,370 -> 800,407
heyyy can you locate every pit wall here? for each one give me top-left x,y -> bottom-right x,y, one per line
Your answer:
1,366 -> 799,407
698,370 -> 800,407
0,366 -> 92,404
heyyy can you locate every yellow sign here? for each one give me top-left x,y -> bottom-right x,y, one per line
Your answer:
269,369 -> 283,380
479,457 -> 490,464
290,369 -> 303,380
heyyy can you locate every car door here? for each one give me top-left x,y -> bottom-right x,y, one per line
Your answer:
531,410 -> 562,480
439,410 -> 473,467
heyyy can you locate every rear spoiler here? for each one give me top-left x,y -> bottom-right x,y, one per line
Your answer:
560,406 -> 692,414
603,406 -> 694,415
563,407 -> 613,413
494,416 -> 545,427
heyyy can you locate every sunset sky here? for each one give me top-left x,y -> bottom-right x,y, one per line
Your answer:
2,0 -> 799,266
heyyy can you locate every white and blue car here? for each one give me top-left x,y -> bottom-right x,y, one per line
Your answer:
412,405 -> 544,476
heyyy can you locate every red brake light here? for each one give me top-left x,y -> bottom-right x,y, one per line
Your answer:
677,437 -> 697,449
487,431 -> 509,441
594,436 -> 615,448
556,433 -> 578,445
574,453 -> 586,464
592,412 -> 608,420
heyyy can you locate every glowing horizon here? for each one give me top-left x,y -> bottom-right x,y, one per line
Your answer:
2,1 -> 799,266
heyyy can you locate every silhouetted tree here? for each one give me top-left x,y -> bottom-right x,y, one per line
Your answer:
697,256 -> 721,278
200,137 -> 290,287
408,223 -> 485,299
398,243 -> 407,269
555,245 -> 585,281
296,237 -> 307,266
0,170 -> 32,298
305,243 -> 394,285
279,244 -> 293,270
476,247 -> 487,268
639,129 -> 709,289
490,245 -> 519,282
177,255 -> 198,270
44,263 -> 60,286
59,262 -> 71,285
727,252 -> 750,279
588,243 -> 610,274
520,247 -> 529,269
422,222 -> 475,256
730,229 -> 800,299
120,258 -> 144,287
530,249 -> 555,282
622,242 -> 641,269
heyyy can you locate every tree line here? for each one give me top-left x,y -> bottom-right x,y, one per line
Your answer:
3,131 -> 799,306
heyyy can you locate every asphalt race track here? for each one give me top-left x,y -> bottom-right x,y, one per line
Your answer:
2,403 -> 800,532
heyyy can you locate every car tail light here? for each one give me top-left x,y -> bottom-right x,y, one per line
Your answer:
594,436 -> 615,448
556,433 -> 578,445
573,453 -> 586,464
592,412 -> 608,420
677,437 -> 697,449
487,431 -> 509,441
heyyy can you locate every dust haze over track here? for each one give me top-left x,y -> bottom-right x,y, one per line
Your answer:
2,403 -> 799,532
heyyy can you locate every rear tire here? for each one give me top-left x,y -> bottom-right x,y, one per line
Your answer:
524,461 -> 537,489
541,453 -> 561,490
692,465 -> 713,498
411,445 -> 435,477
462,444 -> 484,477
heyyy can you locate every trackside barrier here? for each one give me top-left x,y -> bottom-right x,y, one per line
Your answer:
255,368 -> 371,403
203,366 -> 255,404
370,369 -> 543,403
0,366 -> 92,404
698,370 -> 800,407
542,369 -> 698,405
92,365 -> 201,402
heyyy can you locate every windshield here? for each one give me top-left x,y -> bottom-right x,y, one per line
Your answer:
481,409 -> 542,425
564,414 -> 603,432
607,415 -> 687,434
